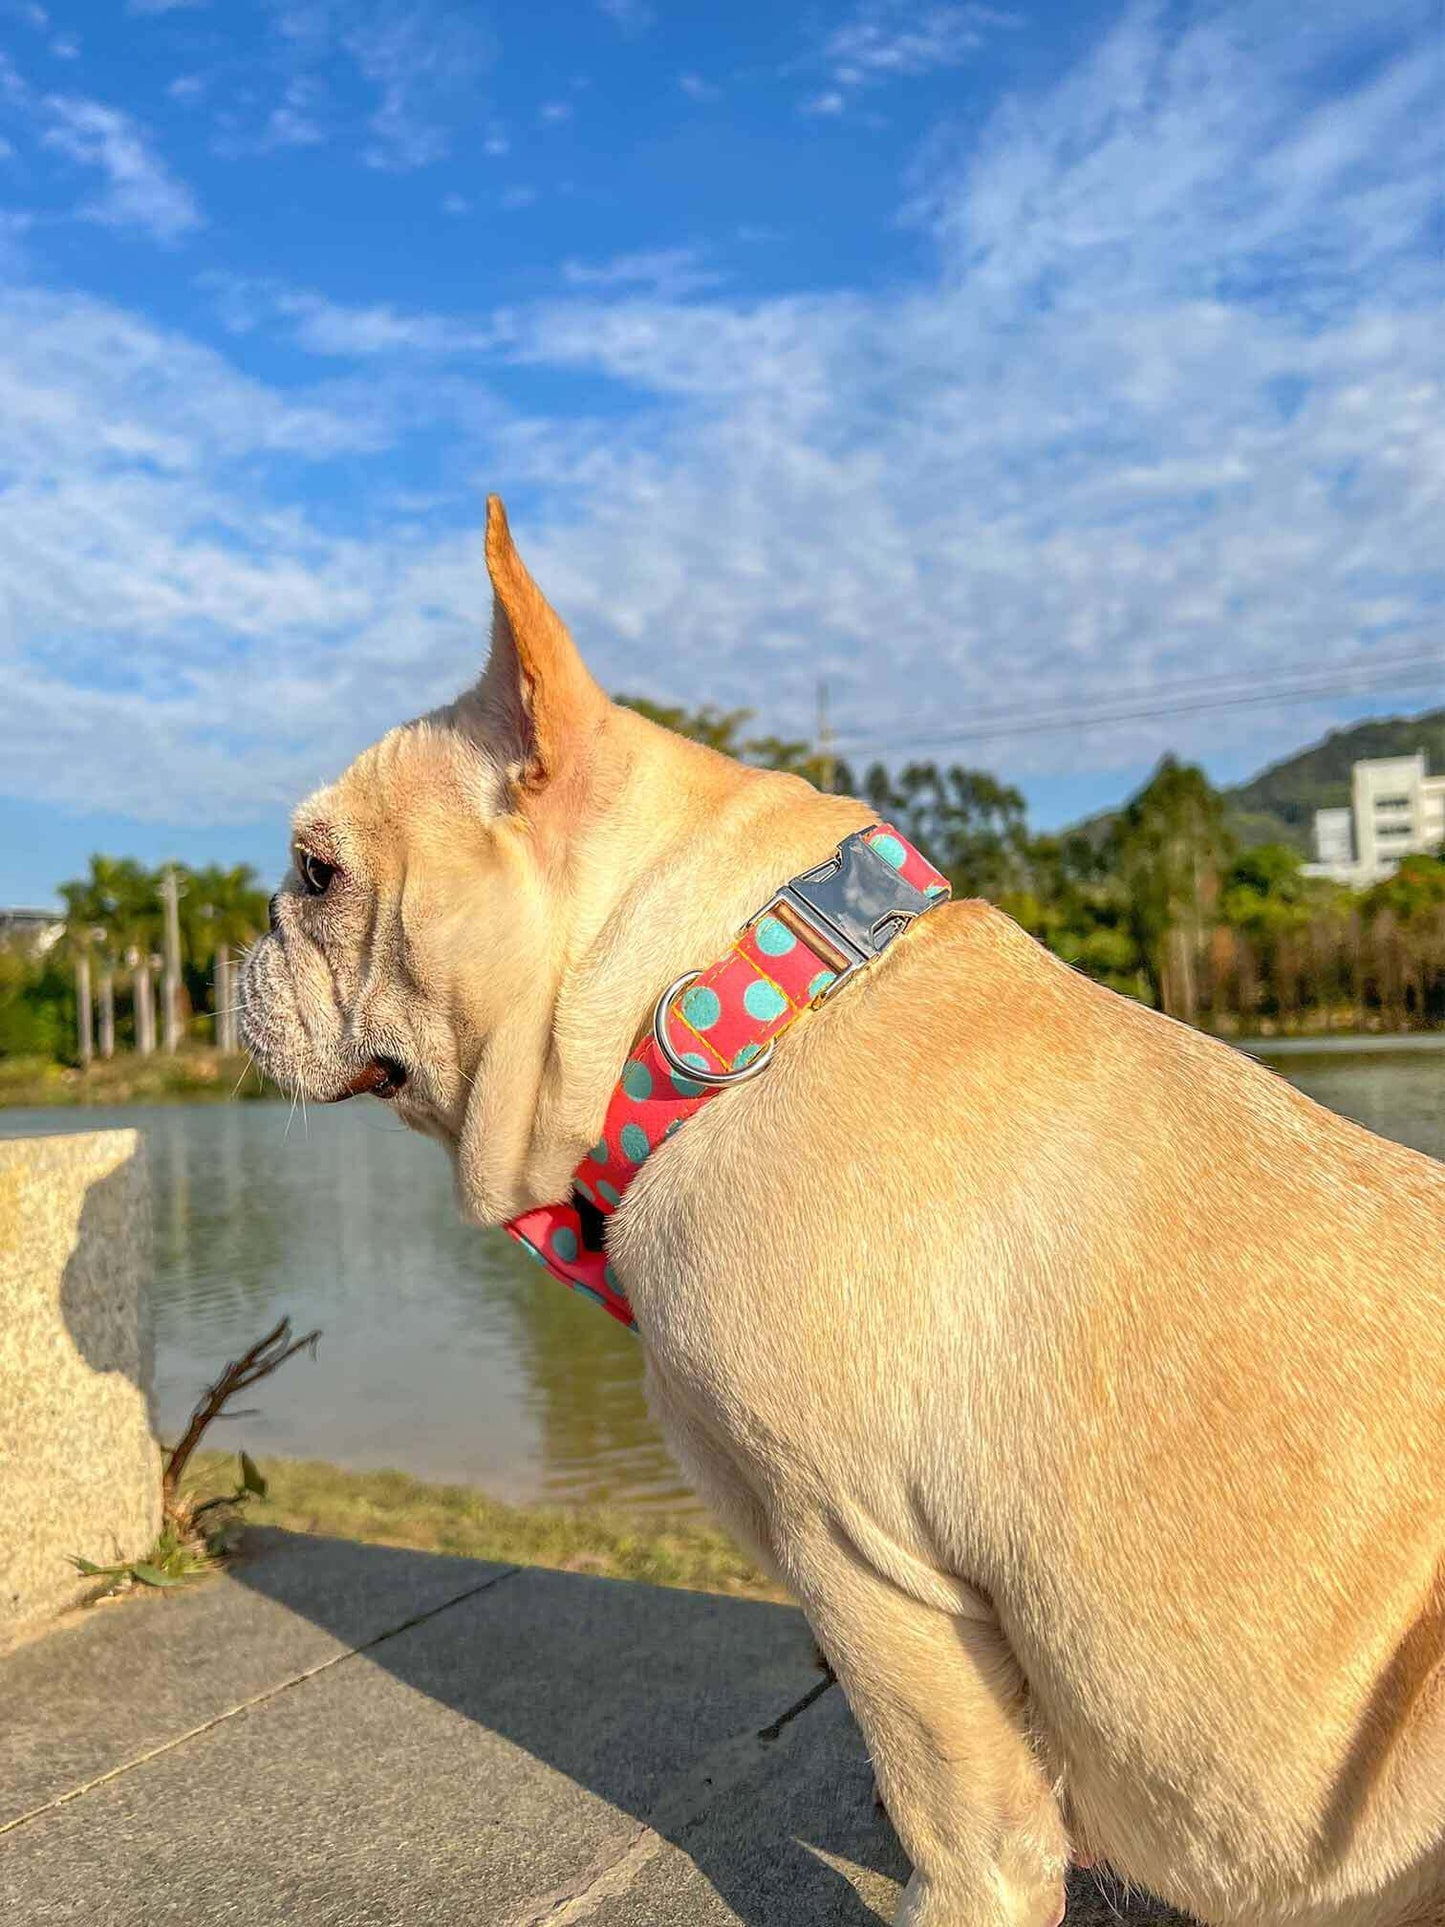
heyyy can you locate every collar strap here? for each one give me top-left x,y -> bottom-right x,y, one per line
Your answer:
506,824 -> 950,1328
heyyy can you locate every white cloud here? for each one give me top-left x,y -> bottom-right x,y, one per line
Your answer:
127,0 -> 207,13
48,32 -> 79,58
441,191 -> 469,215
40,96 -> 201,240
343,2 -> 493,172
539,99 -> 572,125
596,0 -> 653,33
810,0 -> 1021,106
560,247 -> 723,300
167,73 -> 206,102
499,183 -> 537,210
678,72 -> 719,103
0,0 -> 1440,826
211,76 -> 326,155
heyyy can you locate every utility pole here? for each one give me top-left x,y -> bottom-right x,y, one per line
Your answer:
161,865 -> 183,1054
817,679 -> 835,796
75,945 -> 93,1070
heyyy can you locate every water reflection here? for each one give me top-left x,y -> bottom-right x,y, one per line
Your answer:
1,1047 -> 1437,1508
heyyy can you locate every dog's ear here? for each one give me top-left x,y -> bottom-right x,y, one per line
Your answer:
478,494 -> 606,791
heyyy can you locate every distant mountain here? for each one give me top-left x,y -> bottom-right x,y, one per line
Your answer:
1224,707 -> 1445,851
1067,706 -> 1445,853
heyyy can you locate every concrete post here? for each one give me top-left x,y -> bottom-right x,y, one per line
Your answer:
0,1131 -> 160,1644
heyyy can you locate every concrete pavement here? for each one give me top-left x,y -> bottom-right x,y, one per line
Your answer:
0,1529 -> 1188,1925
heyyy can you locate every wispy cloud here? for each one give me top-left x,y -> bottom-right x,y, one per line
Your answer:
678,72 -> 720,103
560,247 -> 724,299
596,0 -> 654,34
127,0 -> 208,13
818,0 -> 1021,94
343,2 -> 494,171
41,96 -> 202,240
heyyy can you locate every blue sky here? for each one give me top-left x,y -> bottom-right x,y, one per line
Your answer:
0,0 -> 1440,903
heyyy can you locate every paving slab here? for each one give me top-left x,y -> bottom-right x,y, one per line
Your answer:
0,1529 -> 512,1826
0,1529 -> 1190,1926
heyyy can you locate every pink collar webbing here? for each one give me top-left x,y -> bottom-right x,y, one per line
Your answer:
505,824 -> 950,1329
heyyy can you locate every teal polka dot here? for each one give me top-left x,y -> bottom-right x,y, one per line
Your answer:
604,1263 -> 622,1294
872,833 -> 907,870
663,1119 -> 684,1139
755,914 -> 796,957
743,978 -> 787,1023
733,1042 -> 762,1070
574,1177 -> 595,1204
551,1226 -> 579,1264
926,882 -> 947,899
621,1058 -> 652,1101
681,984 -> 721,1032
670,1051 -> 710,1097
620,1122 -> 650,1163
597,1179 -> 621,1207
807,969 -> 837,1000
590,1138 -> 608,1166
574,1283 -> 605,1309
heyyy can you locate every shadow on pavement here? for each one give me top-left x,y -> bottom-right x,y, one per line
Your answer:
233,1528 -> 908,1924
231,1529 -> 1186,1927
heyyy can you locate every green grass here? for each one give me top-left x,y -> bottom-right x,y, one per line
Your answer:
0,1048 -> 277,1108
185,1453 -> 783,1602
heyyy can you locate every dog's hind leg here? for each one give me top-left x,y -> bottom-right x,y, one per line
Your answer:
790,1524 -> 1069,1927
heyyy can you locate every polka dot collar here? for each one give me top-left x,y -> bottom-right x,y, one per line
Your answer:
506,824 -> 951,1330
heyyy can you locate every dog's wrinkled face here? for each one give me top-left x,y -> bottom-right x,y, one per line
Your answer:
239,496 -> 617,1217
241,702 -> 523,1144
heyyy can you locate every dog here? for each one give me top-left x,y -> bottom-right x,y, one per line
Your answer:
241,497 -> 1445,1927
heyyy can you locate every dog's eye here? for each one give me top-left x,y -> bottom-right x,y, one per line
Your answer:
298,850 -> 336,898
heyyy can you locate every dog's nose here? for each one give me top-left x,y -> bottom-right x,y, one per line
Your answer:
268,892 -> 282,934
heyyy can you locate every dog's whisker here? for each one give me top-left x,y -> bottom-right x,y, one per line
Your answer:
230,1052 -> 256,1099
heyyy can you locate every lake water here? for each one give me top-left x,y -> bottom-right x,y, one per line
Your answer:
3,1046 -> 1440,1510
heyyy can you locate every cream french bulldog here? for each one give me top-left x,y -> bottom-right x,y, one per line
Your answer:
241,498 -> 1445,1927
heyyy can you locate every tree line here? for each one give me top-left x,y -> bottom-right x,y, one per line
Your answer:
0,860 -> 268,1062
3,704 -> 1443,1066
623,698 -> 1445,1036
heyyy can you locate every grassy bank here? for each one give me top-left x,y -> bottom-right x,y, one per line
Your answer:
0,1049 -> 277,1108
188,1453 -> 782,1602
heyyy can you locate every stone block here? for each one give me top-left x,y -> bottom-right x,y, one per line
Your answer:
0,1130 -> 161,1643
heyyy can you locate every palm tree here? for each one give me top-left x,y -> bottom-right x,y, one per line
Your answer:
59,858 -> 161,1055
181,865 -> 269,1050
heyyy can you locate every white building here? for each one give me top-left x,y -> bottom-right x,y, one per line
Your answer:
0,907 -> 63,955
1306,752 -> 1445,886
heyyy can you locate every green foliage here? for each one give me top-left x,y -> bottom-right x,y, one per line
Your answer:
7,710 -> 1445,1059
1,856 -> 269,1066
71,1451 -> 274,1599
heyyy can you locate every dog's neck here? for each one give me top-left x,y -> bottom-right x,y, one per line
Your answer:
455,708 -> 871,1223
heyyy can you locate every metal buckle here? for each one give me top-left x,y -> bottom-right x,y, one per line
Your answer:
649,830 -> 931,1089
652,972 -> 776,1089
768,828 -> 931,1005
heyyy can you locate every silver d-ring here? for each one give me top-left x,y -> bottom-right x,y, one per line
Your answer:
651,972 -> 775,1089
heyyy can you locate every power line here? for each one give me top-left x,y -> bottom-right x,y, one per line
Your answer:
830,651 -> 1444,756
